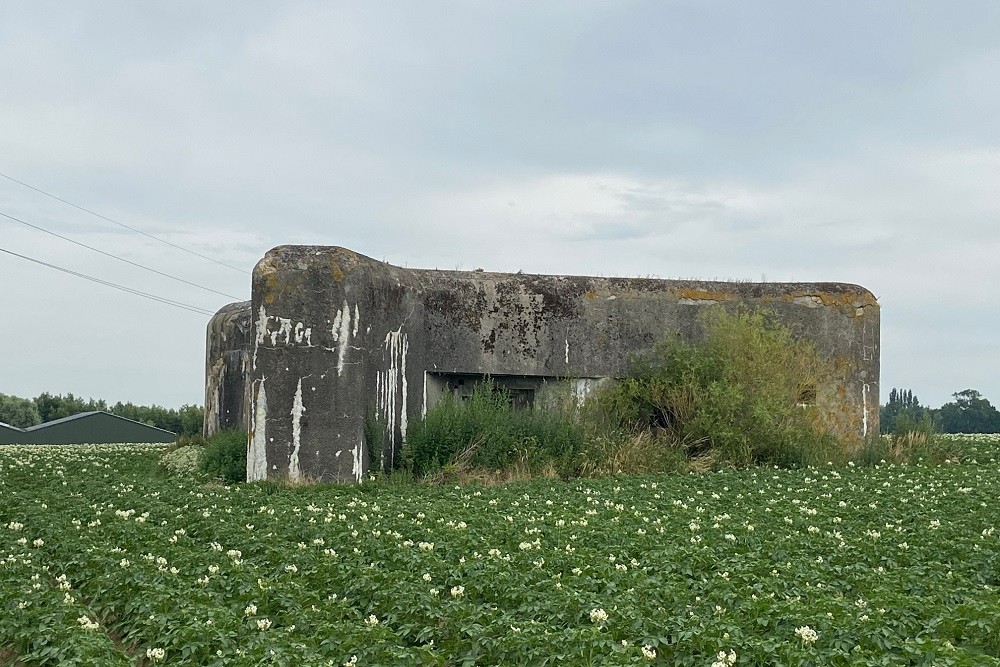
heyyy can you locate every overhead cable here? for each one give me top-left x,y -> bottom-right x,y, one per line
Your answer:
0,245 -> 216,316
0,171 -> 250,274
0,210 -> 242,300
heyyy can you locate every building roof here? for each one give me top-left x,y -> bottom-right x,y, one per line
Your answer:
1,411 -> 176,445
22,410 -> 175,435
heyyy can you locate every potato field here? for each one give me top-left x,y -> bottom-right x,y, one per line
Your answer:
2,437 -> 999,666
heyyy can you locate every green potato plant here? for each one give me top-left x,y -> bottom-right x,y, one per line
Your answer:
1,438 -> 998,665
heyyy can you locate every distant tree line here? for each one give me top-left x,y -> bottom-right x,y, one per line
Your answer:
4,387 -> 997,439
0,391 -> 202,436
881,388 -> 1000,434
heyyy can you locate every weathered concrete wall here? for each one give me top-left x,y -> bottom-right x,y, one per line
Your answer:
203,301 -> 252,438
245,246 -> 879,483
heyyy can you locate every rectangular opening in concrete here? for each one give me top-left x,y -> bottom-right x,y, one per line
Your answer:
424,372 -> 553,411
423,373 -> 612,415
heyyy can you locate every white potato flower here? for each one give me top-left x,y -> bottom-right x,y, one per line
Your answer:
794,625 -> 818,644
711,649 -> 737,666
76,616 -> 100,631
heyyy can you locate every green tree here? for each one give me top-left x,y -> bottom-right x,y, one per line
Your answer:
34,392 -> 106,422
880,388 -> 935,435
178,404 -> 204,437
31,392 -> 203,437
0,393 -> 42,428
937,389 -> 1000,433
106,401 -> 203,436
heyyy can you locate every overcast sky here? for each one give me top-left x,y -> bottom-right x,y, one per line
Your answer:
2,2 -> 998,410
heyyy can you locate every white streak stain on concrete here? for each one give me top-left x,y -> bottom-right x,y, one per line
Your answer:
571,378 -> 609,408
269,318 -> 293,346
293,322 -> 312,345
351,441 -> 363,482
289,379 -> 305,480
256,305 -> 313,353
253,305 -> 270,371
335,302 -> 352,376
565,339 -> 570,365
353,304 -> 360,337
573,379 -> 592,408
376,327 -> 409,468
399,333 -> 408,448
331,310 -> 343,342
377,355 -> 395,453
862,383 -> 870,437
254,305 -> 270,345
248,379 -> 268,481
421,372 -> 428,419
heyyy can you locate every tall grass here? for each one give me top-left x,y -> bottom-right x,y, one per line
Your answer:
401,379 -> 587,478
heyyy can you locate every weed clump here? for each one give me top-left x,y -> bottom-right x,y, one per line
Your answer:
853,431 -> 960,467
159,445 -> 203,476
200,429 -> 248,484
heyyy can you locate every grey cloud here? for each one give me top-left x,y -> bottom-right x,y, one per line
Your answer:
1,1 -> 999,408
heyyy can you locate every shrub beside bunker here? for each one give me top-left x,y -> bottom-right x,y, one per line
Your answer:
200,429 -> 248,483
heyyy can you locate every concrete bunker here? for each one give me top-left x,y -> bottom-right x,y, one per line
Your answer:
207,245 -> 879,483
203,301 -> 251,439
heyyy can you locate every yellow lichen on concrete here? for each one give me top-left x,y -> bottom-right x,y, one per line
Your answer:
264,272 -> 284,305
676,288 -> 738,303
328,247 -> 367,283
779,289 -> 879,316
809,380 -> 863,445
254,257 -> 283,305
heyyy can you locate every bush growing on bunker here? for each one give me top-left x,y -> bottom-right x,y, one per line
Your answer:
593,307 -> 841,468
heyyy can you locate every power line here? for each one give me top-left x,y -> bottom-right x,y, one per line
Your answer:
0,245 -> 216,316
0,210 -> 243,300
0,171 -> 250,274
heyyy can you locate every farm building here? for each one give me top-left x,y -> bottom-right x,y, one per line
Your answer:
0,411 -> 176,445
0,421 -> 24,444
